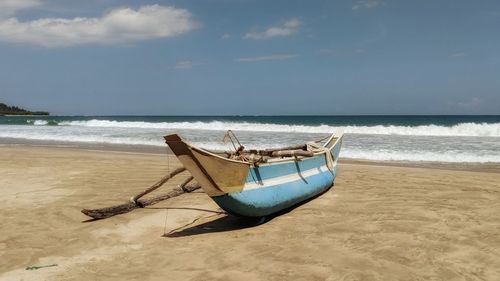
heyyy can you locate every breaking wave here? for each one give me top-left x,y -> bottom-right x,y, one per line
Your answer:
342,149 -> 500,163
1,129 -> 499,163
25,119 -> 500,137
33,120 -> 48,125
2,117 -> 499,163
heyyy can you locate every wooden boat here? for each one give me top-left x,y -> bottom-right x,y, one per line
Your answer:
165,132 -> 343,217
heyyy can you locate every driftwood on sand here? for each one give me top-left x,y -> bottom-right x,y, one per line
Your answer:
81,169 -> 200,220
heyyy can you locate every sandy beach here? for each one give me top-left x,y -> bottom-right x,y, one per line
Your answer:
1,145 -> 500,281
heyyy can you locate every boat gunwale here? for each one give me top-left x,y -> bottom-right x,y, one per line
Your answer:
183,132 -> 343,166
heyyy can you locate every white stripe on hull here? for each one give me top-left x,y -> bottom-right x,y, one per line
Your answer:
243,163 -> 335,191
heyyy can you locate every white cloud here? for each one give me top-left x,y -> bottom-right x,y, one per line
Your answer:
318,48 -> 366,56
244,18 -> 301,40
318,48 -> 338,55
0,0 -> 42,17
175,60 -> 199,69
236,54 -> 298,62
175,61 -> 193,69
458,97 -> 482,108
221,33 -> 231,39
174,60 -> 205,69
447,97 -> 483,110
352,0 -> 385,10
0,4 -> 198,47
450,52 -> 466,58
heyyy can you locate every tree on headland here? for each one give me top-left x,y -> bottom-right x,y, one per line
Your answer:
0,103 -> 49,115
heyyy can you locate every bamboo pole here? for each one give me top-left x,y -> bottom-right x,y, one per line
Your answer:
131,167 -> 186,203
179,176 -> 194,192
270,150 -> 314,158
81,182 -> 201,220
81,167 -> 200,220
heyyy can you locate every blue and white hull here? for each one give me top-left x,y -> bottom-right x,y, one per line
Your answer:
165,133 -> 343,217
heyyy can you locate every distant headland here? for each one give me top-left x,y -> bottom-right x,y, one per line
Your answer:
0,103 -> 49,116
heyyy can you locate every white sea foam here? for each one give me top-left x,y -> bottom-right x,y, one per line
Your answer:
47,119 -> 500,137
0,129 -> 162,146
1,127 -> 499,163
3,119 -> 500,163
342,148 -> 500,163
31,120 -> 48,125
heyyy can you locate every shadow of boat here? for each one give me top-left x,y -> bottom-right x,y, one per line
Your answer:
164,184 -> 334,238
146,206 -> 224,214
163,214 -> 269,238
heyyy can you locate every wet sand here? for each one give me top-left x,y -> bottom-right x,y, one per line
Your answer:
1,146 -> 499,280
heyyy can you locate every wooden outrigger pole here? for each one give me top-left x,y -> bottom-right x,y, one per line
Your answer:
81,168 -> 201,220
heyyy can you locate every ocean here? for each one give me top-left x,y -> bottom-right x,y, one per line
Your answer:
1,115 -> 499,163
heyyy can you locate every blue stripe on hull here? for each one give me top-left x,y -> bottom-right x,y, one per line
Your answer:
212,167 -> 337,217
245,138 -> 342,184
246,155 -> 326,183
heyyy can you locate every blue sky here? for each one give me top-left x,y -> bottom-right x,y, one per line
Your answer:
0,0 -> 499,115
